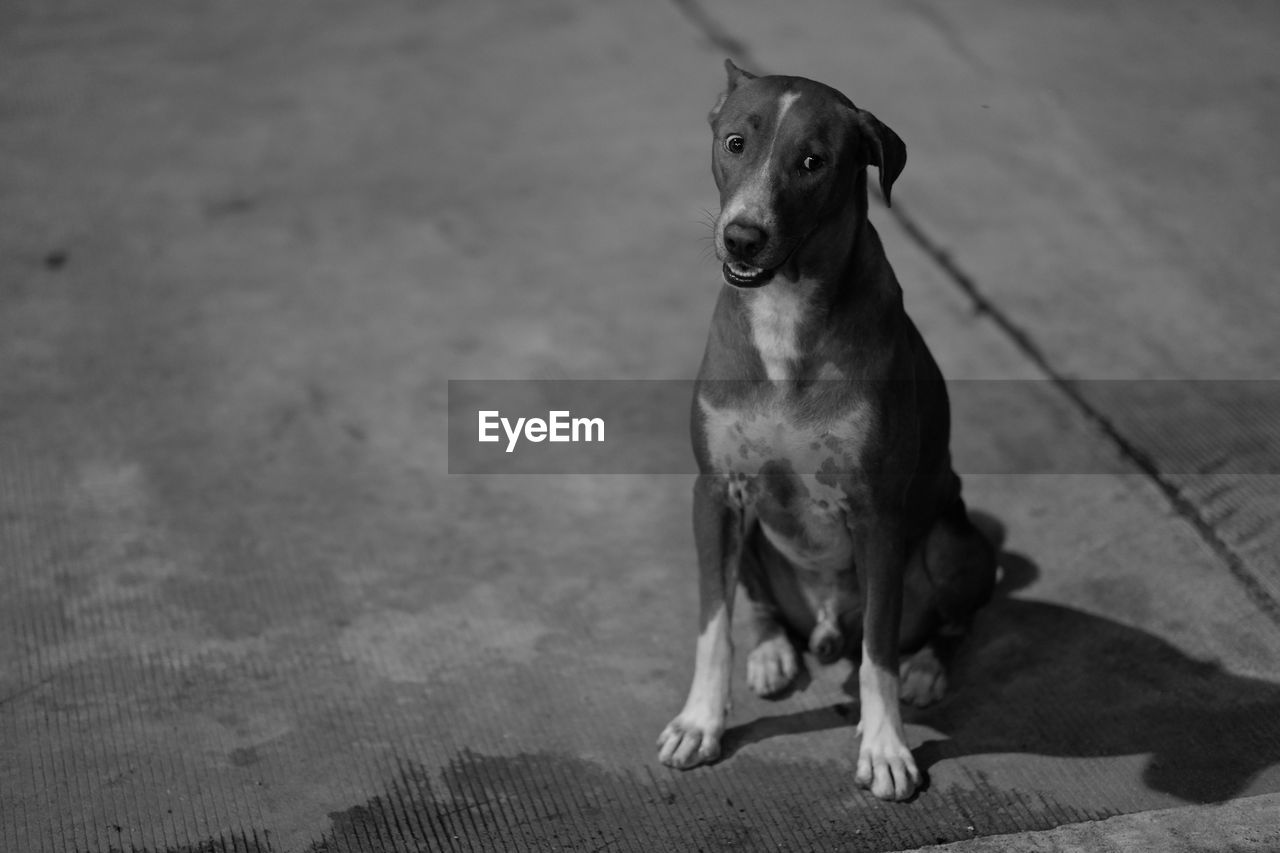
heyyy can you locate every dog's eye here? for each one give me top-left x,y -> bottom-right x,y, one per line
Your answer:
801,155 -> 825,172
724,134 -> 745,154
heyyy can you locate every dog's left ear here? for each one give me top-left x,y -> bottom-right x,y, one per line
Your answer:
709,58 -> 758,123
853,108 -> 907,206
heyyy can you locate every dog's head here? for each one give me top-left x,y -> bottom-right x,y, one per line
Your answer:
707,59 -> 906,288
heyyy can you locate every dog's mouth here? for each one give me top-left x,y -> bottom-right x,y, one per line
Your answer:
722,261 -> 776,289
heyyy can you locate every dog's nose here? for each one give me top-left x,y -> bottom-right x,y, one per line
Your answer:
724,220 -> 767,260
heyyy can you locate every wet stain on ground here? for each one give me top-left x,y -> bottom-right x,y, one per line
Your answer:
299,749 -> 1066,853
90,747 -> 1052,852
93,834 -> 270,853
228,746 -> 261,768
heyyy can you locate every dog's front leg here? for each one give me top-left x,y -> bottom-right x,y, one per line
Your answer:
851,511 -> 920,801
657,474 -> 747,769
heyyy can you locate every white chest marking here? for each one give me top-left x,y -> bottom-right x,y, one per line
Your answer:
748,282 -> 811,381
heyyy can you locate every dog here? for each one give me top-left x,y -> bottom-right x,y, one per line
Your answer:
656,60 -> 997,802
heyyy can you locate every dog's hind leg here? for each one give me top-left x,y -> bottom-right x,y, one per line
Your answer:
899,643 -> 948,708
897,495 -> 998,707
920,496 -> 998,631
739,528 -> 801,697
746,616 -> 800,697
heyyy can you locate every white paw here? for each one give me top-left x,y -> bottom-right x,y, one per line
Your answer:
746,635 -> 798,697
899,647 -> 947,708
656,709 -> 724,769
855,725 -> 921,801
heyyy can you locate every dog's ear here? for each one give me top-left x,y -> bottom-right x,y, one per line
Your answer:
853,108 -> 907,206
709,58 -> 757,123
724,58 -> 756,90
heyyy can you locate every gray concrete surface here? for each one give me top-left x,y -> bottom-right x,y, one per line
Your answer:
2,1 -> 1278,851
915,793 -> 1280,853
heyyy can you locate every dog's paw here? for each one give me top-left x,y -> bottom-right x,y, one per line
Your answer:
855,726 -> 921,801
899,646 -> 947,708
746,635 -> 798,697
656,710 -> 724,769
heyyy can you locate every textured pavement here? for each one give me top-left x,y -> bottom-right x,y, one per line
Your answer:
2,1 -> 1279,851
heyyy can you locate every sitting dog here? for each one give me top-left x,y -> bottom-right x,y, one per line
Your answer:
656,60 -> 997,802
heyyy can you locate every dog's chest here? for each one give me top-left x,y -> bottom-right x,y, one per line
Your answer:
698,392 -> 873,570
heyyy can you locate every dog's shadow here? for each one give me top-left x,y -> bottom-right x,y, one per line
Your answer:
719,512 -> 1280,804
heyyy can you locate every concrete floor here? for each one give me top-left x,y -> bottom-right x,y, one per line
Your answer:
2,1 -> 1279,851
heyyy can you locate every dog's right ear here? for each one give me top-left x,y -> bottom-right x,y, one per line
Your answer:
724,58 -> 756,90
709,58 -> 757,123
